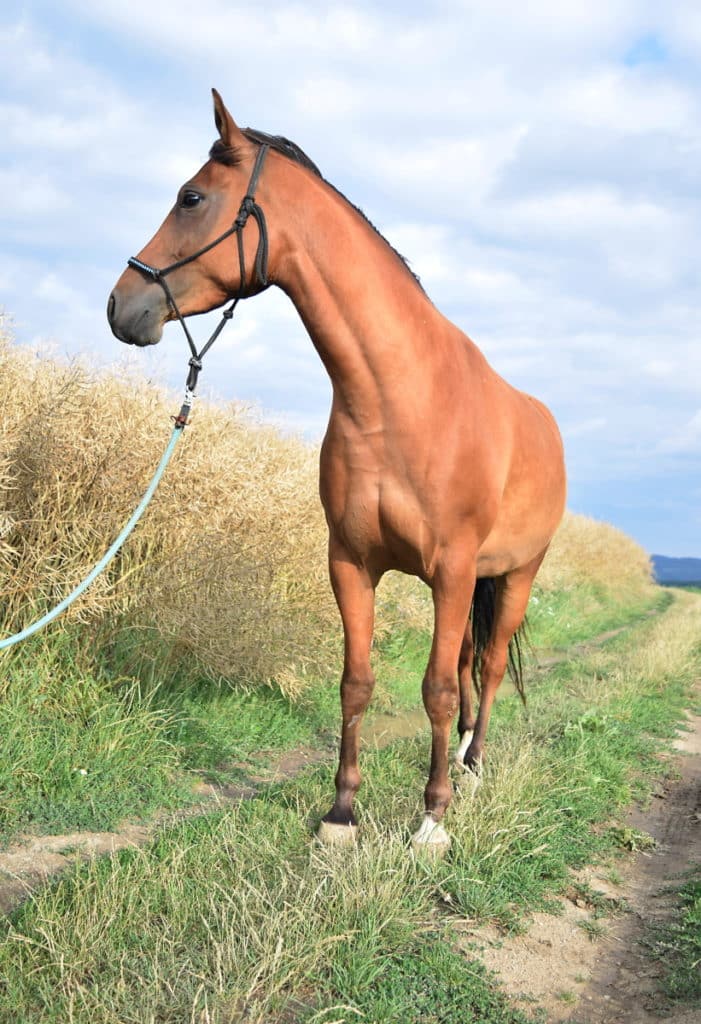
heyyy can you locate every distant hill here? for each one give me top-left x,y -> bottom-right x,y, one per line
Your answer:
652,554 -> 701,585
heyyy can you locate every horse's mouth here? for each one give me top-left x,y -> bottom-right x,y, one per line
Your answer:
122,334 -> 161,348
109,322 -> 162,347
107,293 -> 164,347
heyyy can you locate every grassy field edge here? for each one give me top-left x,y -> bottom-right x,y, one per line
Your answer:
0,582 -> 666,843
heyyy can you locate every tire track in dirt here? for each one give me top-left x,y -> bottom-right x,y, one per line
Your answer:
456,703 -> 701,1024
570,707 -> 701,1024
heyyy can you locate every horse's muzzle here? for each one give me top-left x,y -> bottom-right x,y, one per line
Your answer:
107,288 -> 164,347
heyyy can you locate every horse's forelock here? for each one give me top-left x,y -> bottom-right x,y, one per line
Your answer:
208,139 -> 242,167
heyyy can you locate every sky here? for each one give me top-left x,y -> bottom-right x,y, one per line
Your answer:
1,0 -> 700,558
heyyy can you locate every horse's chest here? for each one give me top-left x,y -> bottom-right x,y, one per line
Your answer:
322,458 -> 435,575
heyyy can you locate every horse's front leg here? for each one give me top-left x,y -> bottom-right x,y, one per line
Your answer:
413,561 -> 474,855
318,542 -> 377,845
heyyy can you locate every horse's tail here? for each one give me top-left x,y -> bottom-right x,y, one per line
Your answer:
470,577 -> 528,705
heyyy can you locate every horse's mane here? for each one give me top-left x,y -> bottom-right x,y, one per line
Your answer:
209,130 -> 425,293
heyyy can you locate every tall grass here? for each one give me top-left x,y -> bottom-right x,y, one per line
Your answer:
538,511 -> 653,595
0,329 -> 337,692
0,324 -> 653,697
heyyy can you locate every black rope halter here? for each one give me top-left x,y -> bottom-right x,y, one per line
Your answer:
127,143 -> 270,427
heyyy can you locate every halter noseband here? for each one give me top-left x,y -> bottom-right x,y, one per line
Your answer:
127,143 -> 270,424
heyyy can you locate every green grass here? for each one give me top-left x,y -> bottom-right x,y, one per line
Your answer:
0,810 -> 536,1024
646,870 -> 701,1005
302,936 -> 537,1024
525,581 -> 668,650
0,636 -> 189,839
0,580 -> 662,843
0,625 -> 428,841
0,590 -> 698,1023
168,627 -> 432,777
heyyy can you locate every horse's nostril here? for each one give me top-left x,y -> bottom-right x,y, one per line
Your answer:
107,293 -> 116,324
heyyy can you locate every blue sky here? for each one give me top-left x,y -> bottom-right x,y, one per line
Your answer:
1,1 -> 700,557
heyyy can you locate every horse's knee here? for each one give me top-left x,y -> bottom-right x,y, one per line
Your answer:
340,669 -> 375,713
422,671 -> 459,722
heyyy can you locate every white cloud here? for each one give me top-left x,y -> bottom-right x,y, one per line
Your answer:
371,126 -> 528,207
658,409 -> 701,454
565,416 -> 607,438
0,169 -> 69,218
552,66 -> 694,135
643,359 -> 676,378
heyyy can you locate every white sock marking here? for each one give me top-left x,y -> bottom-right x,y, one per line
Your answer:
455,730 -> 474,766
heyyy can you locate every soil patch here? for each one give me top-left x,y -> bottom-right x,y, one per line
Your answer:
570,709 -> 701,1023
0,826 -> 152,915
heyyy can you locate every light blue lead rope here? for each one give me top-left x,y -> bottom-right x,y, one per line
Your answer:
0,424 -> 183,651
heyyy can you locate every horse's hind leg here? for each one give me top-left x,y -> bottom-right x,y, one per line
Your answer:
463,552 -> 545,772
318,543 -> 377,845
455,619 -> 476,767
413,560 -> 474,853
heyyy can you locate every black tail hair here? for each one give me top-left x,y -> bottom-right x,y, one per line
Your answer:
470,577 -> 528,705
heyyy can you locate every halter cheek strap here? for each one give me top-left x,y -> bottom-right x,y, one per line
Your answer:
127,143 -> 270,424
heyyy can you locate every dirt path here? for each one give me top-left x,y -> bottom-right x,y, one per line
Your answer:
572,707 -> 701,1023
0,748 -> 328,915
458,704 -> 701,1023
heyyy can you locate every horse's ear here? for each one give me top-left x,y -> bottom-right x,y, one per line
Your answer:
211,88 -> 245,148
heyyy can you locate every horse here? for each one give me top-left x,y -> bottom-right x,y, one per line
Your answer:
108,90 -> 566,853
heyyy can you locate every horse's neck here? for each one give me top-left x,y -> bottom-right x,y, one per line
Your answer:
272,178 -> 435,424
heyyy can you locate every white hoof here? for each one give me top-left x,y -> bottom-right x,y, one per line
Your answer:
411,814 -> 451,858
454,730 -> 474,769
317,820 -> 358,846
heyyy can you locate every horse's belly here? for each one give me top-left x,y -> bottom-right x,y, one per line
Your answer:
476,529 -> 551,577
476,467 -> 566,575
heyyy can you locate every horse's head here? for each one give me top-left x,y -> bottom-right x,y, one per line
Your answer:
108,91 -> 269,347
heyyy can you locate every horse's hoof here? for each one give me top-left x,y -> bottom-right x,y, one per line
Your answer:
317,820 -> 358,846
411,815 -> 451,859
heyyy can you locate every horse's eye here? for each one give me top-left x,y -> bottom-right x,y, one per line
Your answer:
180,190 -> 204,209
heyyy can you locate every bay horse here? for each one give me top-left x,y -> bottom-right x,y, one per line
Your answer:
108,91 -> 566,853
